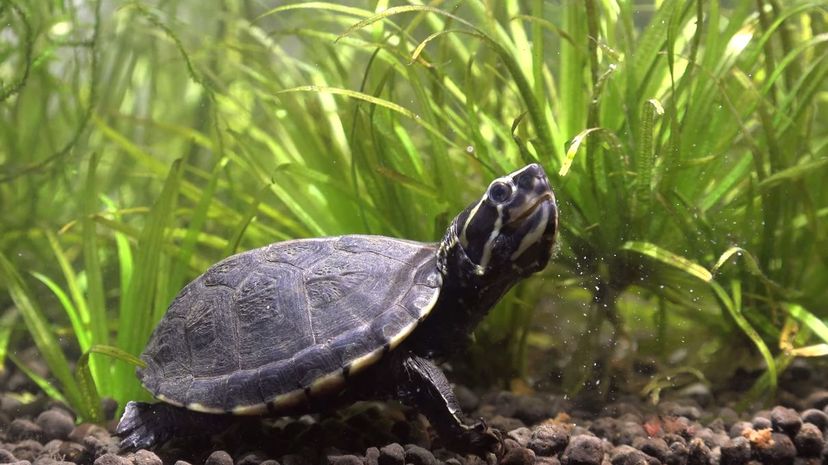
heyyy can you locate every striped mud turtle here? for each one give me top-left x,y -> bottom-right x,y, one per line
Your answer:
117,163 -> 558,453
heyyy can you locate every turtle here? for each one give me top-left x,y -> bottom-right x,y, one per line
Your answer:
116,163 -> 558,453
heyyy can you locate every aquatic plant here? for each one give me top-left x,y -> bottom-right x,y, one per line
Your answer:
1,0 -> 826,420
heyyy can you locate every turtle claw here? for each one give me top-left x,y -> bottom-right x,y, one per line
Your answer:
116,401 -> 170,450
451,419 -> 503,456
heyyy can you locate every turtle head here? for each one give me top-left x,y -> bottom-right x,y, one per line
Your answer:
439,163 -> 558,283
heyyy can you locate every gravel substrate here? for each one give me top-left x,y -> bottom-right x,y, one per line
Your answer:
3,383 -> 828,465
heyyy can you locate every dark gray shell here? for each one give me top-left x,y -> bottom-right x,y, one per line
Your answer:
138,235 -> 442,414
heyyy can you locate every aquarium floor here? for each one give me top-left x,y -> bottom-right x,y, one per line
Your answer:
1,360 -> 827,465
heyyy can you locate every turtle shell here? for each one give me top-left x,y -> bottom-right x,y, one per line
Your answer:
138,235 -> 442,415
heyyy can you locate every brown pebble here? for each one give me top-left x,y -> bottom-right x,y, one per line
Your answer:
36,410 -> 74,441
68,424 -> 109,442
508,427 -> 533,448
800,409 -> 828,430
561,435 -> 603,465
686,438 -> 712,465
204,451 -> 233,465
32,458 -> 76,465
500,447 -> 535,465
720,437 -> 751,465
259,461 -> 281,465
132,450 -> 162,465
364,448 -> 379,465
94,454 -> 131,465
665,441 -> 688,465
771,407 -> 802,437
404,445 -> 437,465
635,437 -> 669,462
173,461 -> 193,465
11,440 -> 43,462
793,423 -> 823,457
535,457 -> 562,465
237,451 -> 269,465
610,445 -> 659,465
7,419 -> 43,442
378,444 -> 404,465
325,455 -> 363,465
529,424 -> 570,456
57,441 -> 86,463
0,449 -> 17,463
753,432 -> 796,465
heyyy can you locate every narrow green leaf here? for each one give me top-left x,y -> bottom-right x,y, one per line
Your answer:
785,303 -> 828,345
622,241 -> 713,282
82,152 -> 109,393
74,351 -> 102,423
8,354 -> 67,405
0,310 -> 18,370
711,280 -> 777,393
0,253 -> 83,411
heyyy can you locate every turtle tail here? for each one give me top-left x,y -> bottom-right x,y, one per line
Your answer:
116,401 -> 234,449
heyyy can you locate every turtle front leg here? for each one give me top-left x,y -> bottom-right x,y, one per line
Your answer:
116,401 -> 235,449
394,354 -> 501,455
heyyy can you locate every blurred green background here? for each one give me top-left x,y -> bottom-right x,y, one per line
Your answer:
1,0 -> 826,422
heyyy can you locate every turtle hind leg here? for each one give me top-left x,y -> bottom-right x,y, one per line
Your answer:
116,401 -> 235,450
394,354 -> 501,455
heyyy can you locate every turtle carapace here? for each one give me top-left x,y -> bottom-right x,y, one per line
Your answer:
116,163 -> 558,453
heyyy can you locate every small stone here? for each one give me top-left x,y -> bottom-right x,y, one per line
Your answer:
616,422 -> 647,445
454,385 -> 480,411
561,435 -> 603,465
751,417 -> 772,430
10,441 -> 42,462
83,436 -> 117,460
508,427 -> 533,448
487,415 -> 525,432
100,398 -> 118,421
492,392 -> 520,418
720,437 -> 751,465
535,457 -> 562,465
665,441 -> 688,465
7,419 -> 43,442
93,454 -> 131,465
804,390 -> 828,410
0,449 -> 17,464
499,447 -> 535,465
36,410 -> 75,442
771,407 -> 802,436
378,443 -> 404,465
635,437 -> 669,463
280,455 -> 308,465
132,450 -> 162,465
730,422 -> 753,438
609,445 -> 659,465
528,423 -> 570,456
664,434 -> 687,446
793,423 -> 823,457
68,423 -> 109,442
800,409 -> 828,430
34,458 -> 77,465
326,455 -> 363,465
237,451 -> 269,465
259,462 -> 280,465
57,441 -> 87,463
404,445 -> 437,465
753,432 -> 796,465
514,396 -> 554,425
174,461 -> 193,465
364,448 -> 379,465
204,451 -> 233,465
687,438 -> 712,465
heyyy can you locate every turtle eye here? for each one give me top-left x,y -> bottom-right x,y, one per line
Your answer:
488,181 -> 512,204
516,171 -> 535,190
